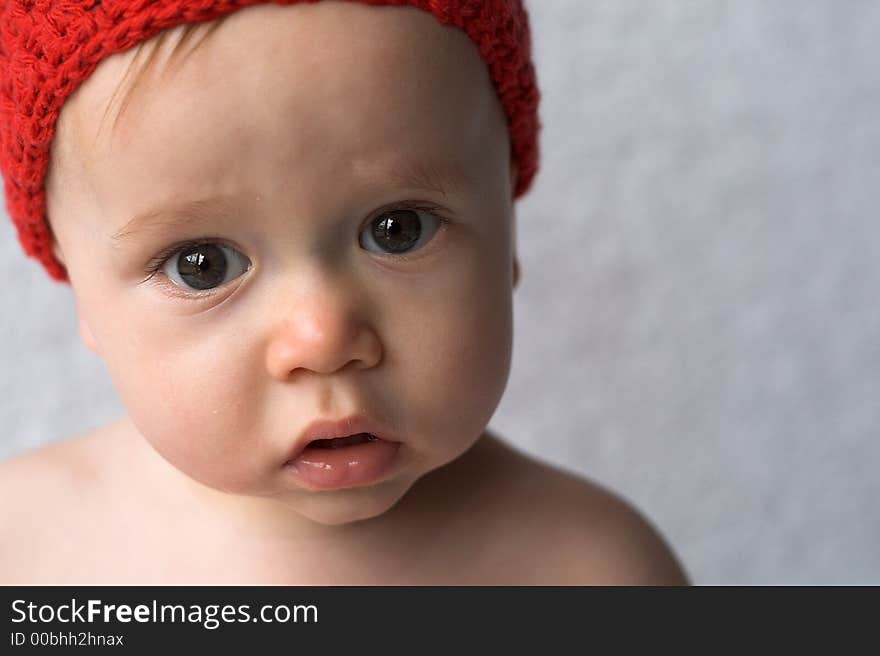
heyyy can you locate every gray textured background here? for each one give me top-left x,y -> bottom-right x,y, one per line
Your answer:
1,0 -> 878,584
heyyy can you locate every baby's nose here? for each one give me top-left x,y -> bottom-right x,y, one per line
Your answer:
264,302 -> 382,380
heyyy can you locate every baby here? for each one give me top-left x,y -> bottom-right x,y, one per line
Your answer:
0,0 -> 689,584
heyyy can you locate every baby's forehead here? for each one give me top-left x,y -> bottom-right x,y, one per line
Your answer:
65,3 -> 501,157
49,2 -> 512,235
49,2 -> 510,250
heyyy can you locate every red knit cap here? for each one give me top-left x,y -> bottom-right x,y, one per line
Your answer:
0,0 -> 541,282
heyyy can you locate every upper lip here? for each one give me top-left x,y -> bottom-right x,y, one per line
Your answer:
286,414 -> 400,463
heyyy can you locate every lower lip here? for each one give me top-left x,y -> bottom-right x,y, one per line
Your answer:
284,438 -> 402,490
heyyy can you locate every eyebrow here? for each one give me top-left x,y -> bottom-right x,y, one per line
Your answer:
384,158 -> 468,198
111,196 -> 234,245
110,159 -> 469,244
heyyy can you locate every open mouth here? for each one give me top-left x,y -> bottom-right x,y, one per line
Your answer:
306,432 -> 379,449
284,425 -> 401,490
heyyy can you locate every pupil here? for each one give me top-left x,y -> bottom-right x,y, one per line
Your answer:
375,210 -> 421,253
178,243 -> 227,290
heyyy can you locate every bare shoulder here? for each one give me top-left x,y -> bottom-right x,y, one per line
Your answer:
455,433 -> 691,585
0,422 -> 117,501
0,421 -> 121,583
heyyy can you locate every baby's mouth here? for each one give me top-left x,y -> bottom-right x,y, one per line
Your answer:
283,414 -> 402,490
306,433 -> 379,450
284,431 -> 401,490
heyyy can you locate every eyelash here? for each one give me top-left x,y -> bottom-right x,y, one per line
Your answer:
140,201 -> 450,294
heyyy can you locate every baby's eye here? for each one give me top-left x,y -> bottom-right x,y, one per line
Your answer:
359,206 -> 443,256
161,242 -> 251,291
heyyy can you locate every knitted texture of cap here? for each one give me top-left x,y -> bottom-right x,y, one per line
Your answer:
0,0 -> 541,283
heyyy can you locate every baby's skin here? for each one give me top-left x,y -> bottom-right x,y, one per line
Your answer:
0,2 -> 688,584
0,418 -> 688,584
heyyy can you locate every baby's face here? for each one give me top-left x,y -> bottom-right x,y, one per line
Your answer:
47,2 -> 517,525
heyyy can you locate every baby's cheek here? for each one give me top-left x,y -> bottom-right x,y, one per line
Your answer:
109,339 -> 267,492
405,275 -> 513,457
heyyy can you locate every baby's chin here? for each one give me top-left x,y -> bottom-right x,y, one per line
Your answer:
275,476 -> 418,527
